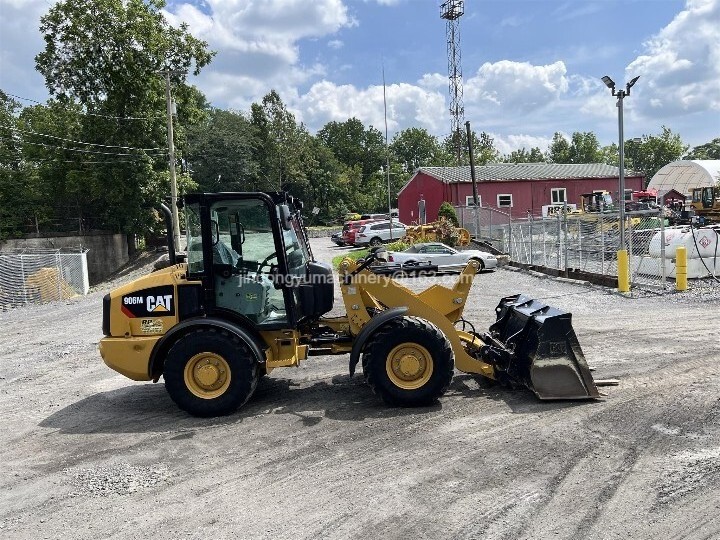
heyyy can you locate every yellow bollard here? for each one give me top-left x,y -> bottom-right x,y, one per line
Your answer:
676,246 -> 688,291
617,249 -> 630,292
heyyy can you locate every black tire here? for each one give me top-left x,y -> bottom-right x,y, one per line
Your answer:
470,257 -> 485,271
163,328 -> 259,417
369,237 -> 383,247
361,316 -> 454,406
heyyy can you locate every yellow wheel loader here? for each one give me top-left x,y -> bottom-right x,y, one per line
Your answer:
99,192 -> 600,417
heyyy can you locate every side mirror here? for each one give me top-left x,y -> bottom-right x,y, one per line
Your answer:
279,204 -> 292,231
212,220 -> 220,245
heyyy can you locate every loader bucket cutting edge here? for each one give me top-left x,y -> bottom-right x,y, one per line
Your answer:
485,294 -> 600,400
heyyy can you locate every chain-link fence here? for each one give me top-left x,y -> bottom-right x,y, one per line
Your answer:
0,249 -> 89,310
455,204 -> 720,294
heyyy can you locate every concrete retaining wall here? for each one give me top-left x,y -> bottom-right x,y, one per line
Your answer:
0,233 -> 128,285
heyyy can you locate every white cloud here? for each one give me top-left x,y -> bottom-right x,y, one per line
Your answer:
464,60 -> 569,114
292,81 -> 446,134
491,133 -> 554,156
161,0 -> 358,125
627,0 -> 720,116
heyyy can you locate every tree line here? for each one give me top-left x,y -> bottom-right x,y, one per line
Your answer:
0,0 -> 717,241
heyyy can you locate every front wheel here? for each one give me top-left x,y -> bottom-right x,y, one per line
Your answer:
163,328 -> 259,417
470,257 -> 485,271
362,316 -> 454,406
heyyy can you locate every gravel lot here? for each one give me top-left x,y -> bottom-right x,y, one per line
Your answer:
1,238 -> 720,539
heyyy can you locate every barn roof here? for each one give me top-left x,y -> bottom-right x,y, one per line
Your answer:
647,160 -> 720,195
397,162 -> 639,196
417,163 -> 635,183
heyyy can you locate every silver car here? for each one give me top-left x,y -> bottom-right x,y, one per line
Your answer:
354,220 -> 407,246
388,242 -> 497,271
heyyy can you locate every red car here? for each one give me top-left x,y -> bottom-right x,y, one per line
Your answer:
341,219 -> 377,245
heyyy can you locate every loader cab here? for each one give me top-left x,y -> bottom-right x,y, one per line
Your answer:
184,192 -> 333,329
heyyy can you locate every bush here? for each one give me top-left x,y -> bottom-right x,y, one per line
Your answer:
386,240 -> 410,252
436,218 -> 460,247
438,201 -> 459,227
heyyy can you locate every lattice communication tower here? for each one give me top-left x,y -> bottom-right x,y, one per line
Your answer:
440,0 -> 465,164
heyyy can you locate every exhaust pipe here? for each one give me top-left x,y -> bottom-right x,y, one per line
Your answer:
159,203 -> 177,265
481,294 -> 600,400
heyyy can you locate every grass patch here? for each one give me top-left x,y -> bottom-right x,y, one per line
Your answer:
331,248 -> 369,269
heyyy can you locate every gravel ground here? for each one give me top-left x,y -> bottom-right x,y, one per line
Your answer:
1,238 -> 720,539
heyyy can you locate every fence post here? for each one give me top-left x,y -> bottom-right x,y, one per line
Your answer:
507,212 -> 512,257
56,251 -> 62,301
563,211 -> 569,275
660,213 -> 667,288
600,214 -> 605,275
542,216 -> 547,267
555,212 -> 561,270
529,212 -> 534,266
19,254 -> 27,305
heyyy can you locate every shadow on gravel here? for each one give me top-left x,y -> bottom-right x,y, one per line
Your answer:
40,372 -> 591,436
39,383 -> 241,435
448,374 -> 597,414
40,374 -> 441,435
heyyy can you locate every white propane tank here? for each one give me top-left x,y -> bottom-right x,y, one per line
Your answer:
648,226 -> 720,259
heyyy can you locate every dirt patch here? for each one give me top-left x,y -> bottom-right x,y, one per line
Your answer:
1,238 -> 720,539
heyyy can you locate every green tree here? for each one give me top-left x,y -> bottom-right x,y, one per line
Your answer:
547,132 -> 571,163
548,132 -> 603,164
185,108 -> 257,192
390,127 -> 445,171
443,130 -> 499,165
684,137 -> 720,160
249,90 -> 314,193
0,92 -> 38,238
317,118 -> 386,178
631,126 -> 688,183
34,0 -> 214,238
437,201 -> 459,227
568,132 -> 602,163
503,147 -> 545,163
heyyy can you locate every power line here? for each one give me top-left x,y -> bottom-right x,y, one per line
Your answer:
2,125 -> 165,152
3,92 -> 165,121
0,135 -> 166,157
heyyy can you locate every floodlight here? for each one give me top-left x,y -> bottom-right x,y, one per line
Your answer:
601,76 -> 615,89
626,75 -> 640,92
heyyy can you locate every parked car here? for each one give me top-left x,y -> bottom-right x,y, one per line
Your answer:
354,220 -> 407,247
341,219 -> 377,245
331,232 -> 345,246
387,242 -> 497,271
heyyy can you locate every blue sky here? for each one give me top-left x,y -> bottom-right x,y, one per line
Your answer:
1,0 -> 718,154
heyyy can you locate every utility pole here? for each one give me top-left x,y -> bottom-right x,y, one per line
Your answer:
466,120 -> 481,240
159,69 -> 184,252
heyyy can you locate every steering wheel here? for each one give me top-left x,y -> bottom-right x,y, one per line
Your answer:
256,251 -> 278,276
347,247 -> 382,278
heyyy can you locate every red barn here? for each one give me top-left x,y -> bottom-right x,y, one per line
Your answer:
397,163 -> 645,223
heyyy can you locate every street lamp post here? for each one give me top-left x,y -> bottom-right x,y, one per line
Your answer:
602,74 -> 639,293
601,75 -> 639,251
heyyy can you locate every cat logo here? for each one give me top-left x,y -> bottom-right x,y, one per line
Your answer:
121,286 -> 175,318
147,295 -> 173,312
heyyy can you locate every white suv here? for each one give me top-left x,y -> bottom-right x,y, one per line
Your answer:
354,220 -> 407,246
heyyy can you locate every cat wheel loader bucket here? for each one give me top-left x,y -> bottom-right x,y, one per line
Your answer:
481,294 -> 600,400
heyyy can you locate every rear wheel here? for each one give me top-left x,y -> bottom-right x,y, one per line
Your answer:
362,316 -> 454,406
164,328 -> 259,417
369,236 -> 383,247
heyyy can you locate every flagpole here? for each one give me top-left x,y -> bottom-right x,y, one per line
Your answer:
382,62 -> 393,239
